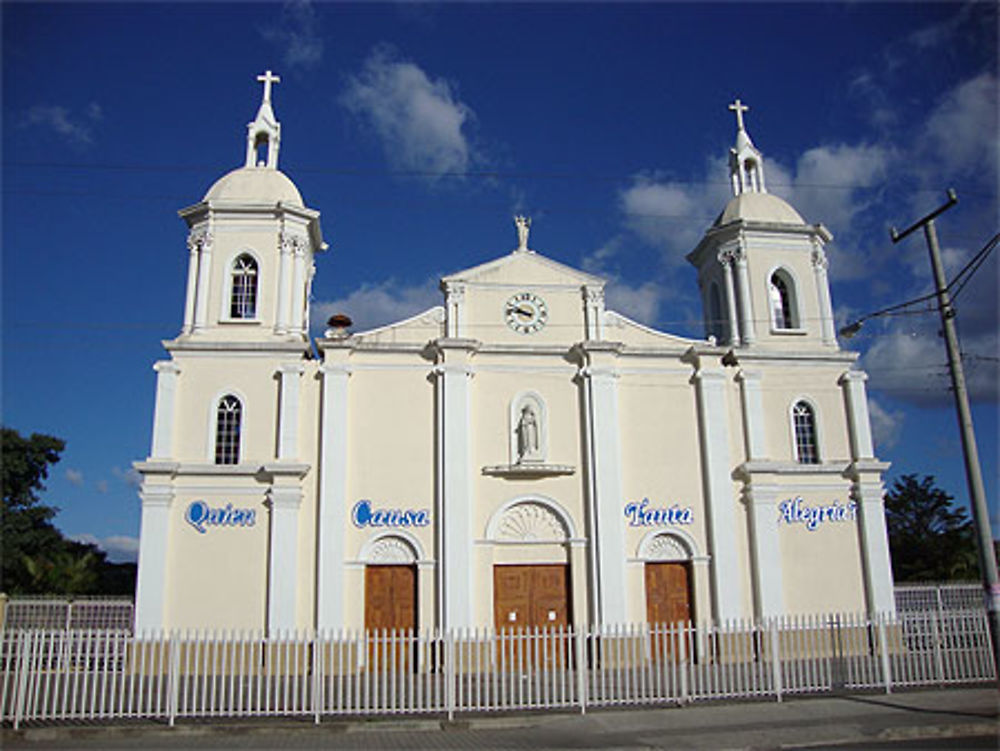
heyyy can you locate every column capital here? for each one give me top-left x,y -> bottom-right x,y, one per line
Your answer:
268,486 -> 303,510
278,362 -> 306,376
153,360 -> 180,375
321,362 -> 353,377
139,485 -> 174,508
839,369 -> 868,385
735,368 -> 761,384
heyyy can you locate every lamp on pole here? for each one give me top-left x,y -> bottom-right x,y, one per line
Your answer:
889,189 -> 999,677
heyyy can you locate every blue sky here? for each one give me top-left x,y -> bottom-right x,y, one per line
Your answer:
3,1 -> 997,564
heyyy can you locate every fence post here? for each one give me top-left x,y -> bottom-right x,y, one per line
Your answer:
166,633 -> 179,727
876,616 -> 892,694
575,625 -> 587,714
12,631 -> 30,730
768,618 -> 782,703
312,630 -> 322,725
444,628 -> 455,721
929,610 -> 945,685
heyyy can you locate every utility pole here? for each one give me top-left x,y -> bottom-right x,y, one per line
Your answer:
891,189 -> 1000,677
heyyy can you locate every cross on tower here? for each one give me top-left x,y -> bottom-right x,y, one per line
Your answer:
728,98 -> 749,132
257,70 -> 281,104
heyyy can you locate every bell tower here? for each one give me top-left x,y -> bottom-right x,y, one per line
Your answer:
174,70 -> 326,345
687,99 -> 837,350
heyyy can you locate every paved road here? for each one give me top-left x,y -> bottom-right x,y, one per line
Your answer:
4,687 -> 997,750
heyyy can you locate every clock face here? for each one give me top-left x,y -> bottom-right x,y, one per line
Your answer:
504,291 -> 548,334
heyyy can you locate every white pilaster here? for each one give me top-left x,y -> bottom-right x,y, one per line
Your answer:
134,483 -> 173,634
719,251 -> 740,346
275,232 -> 292,335
579,344 -> 628,626
852,476 -> 896,616
743,483 -> 784,618
150,361 -> 180,459
735,369 -> 766,461
733,246 -> 755,345
692,367 -> 743,620
812,245 -> 837,345
192,231 -> 213,330
276,363 -> 305,460
840,370 -> 875,460
444,283 -> 466,338
583,285 -> 605,340
267,485 -> 302,634
317,358 -> 350,631
435,340 -> 477,629
290,241 -> 307,334
182,234 -> 200,334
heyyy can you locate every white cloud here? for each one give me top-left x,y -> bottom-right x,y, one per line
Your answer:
920,72 -> 997,183
313,277 -> 441,334
261,0 -> 323,71
605,279 -> 663,327
112,465 -> 142,490
20,103 -> 102,146
73,534 -> 139,564
65,468 -> 84,487
341,47 -> 478,178
868,398 -> 904,450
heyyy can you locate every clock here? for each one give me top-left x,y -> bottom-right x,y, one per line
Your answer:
504,291 -> 548,334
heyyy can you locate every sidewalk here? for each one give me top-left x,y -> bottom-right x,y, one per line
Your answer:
4,687 -> 997,750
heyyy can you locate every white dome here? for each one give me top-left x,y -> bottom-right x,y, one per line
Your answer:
204,166 -> 303,206
715,192 -> 804,226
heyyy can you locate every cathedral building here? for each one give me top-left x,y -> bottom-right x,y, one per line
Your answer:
133,75 -> 895,634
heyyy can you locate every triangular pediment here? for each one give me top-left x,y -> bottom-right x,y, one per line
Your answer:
442,250 -> 604,289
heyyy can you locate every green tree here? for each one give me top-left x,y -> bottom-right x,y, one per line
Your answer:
884,474 -> 979,582
2,428 -> 67,592
1,427 -> 136,596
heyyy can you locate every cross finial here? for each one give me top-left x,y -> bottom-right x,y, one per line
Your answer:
514,215 -> 531,251
257,70 -> 281,105
729,98 -> 749,132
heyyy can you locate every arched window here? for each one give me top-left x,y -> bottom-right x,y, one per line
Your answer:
769,271 -> 796,329
215,395 -> 242,465
230,254 -> 258,319
792,400 -> 819,464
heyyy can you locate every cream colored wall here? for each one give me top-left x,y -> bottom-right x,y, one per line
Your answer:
777,480 -> 867,614
170,353 -> 291,463
617,371 -> 710,622
205,223 -> 281,340
463,284 -> 589,345
342,360 -> 436,631
469,361 -> 585,626
166,481 -> 270,630
758,365 -> 850,463
745,238 -> 823,348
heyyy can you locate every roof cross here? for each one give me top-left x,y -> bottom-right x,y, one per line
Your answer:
728,98 -> 749,131
257,70 -> 281,105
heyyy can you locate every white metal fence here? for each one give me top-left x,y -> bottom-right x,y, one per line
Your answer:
2,598 -> 134,632
1,609 -> 994,728
894,583 -> 984,613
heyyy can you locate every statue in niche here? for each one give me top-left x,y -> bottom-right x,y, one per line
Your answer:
516,404 -> 540,462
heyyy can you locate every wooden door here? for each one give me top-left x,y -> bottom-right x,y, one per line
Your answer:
493,564 -> 571,668
645,562 -> 692,659
365,565 -> 416,669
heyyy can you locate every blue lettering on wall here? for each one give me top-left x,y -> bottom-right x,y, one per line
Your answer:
351,499 -> 430,529
778,497 -> 857,531
624,498 -> 694,527
184,500 -> 256,534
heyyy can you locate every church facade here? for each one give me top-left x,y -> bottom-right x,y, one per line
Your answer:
133,75 -> 895,634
